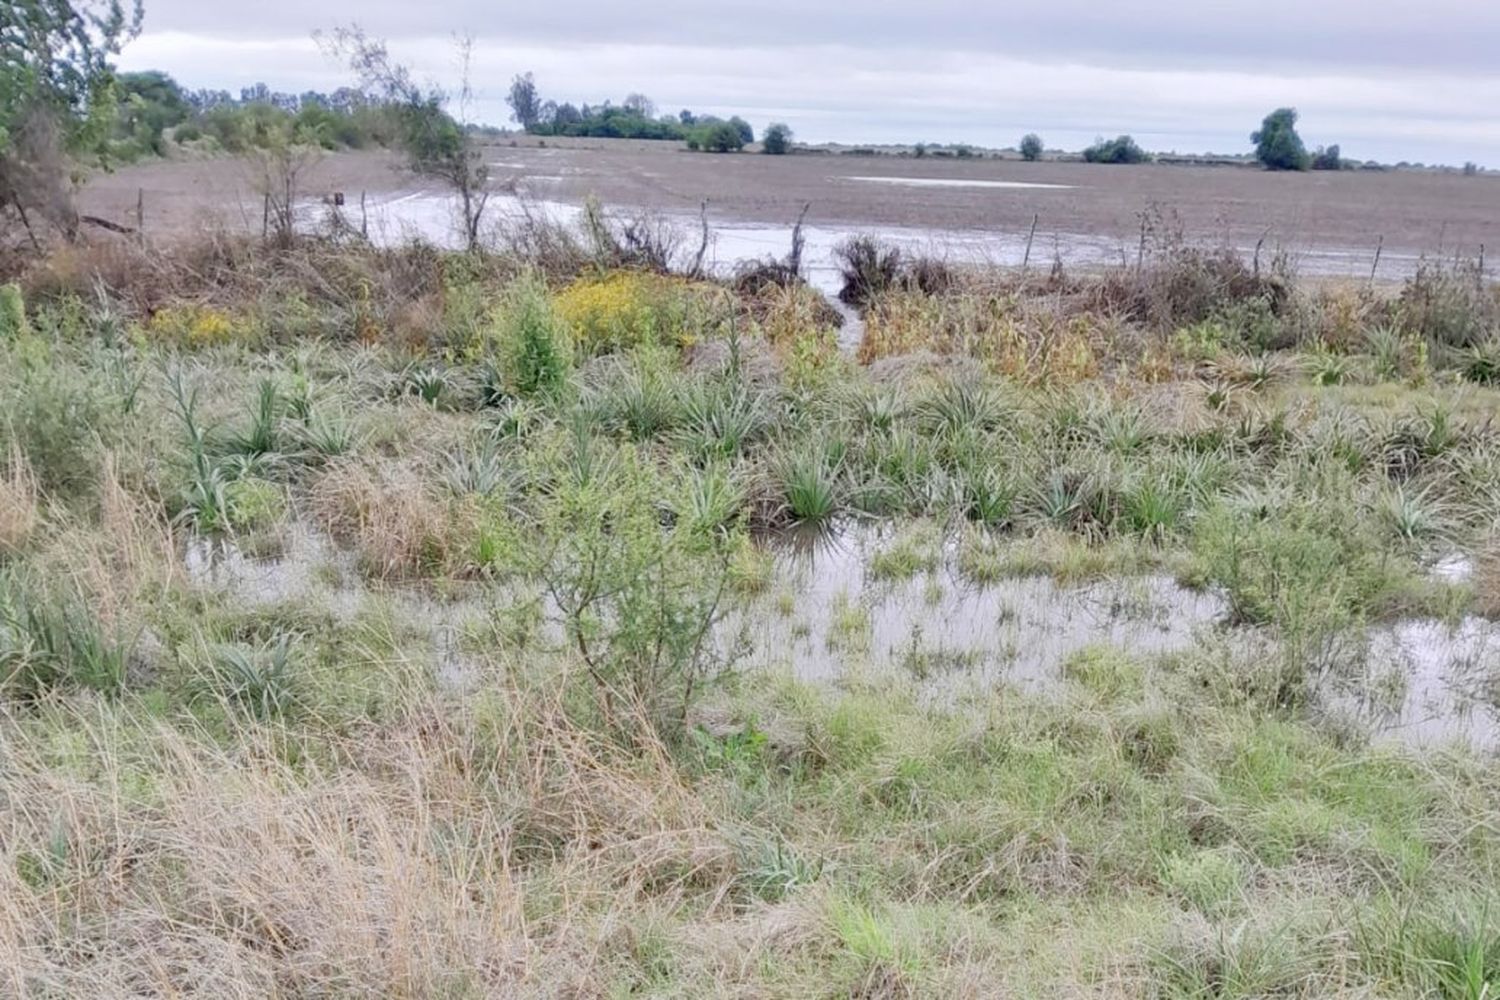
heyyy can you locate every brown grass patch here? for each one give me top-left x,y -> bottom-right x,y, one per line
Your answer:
311,458 -> 455,579
0,446 -> 39,555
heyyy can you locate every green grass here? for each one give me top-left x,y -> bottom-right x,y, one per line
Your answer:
2,242 -> 1499,996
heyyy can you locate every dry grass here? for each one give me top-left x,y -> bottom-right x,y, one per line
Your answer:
1476,539 -> 1500,618
0,682 -> 745,998
310,457 -> 457,579
0,445 -> 39,555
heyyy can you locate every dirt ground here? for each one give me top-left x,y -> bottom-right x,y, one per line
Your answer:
79,137 -> 1500,265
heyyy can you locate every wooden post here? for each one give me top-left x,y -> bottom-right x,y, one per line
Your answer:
360,191 -> 368,240
1369,235 -> 1383,284
1021,212 -> 1039,274
136,188 -> 145,246
262,192 -> 270,240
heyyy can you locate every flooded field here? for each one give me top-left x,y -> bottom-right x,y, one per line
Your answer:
81,140 -> 1500,284
182,520 -> 1500,753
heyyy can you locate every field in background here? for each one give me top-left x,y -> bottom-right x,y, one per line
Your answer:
79,138 -> 1500,280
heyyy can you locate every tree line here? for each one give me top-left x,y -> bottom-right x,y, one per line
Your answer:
505,73 -> 793,154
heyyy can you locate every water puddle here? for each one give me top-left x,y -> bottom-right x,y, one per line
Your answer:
1325,618 -> 1500,751
843,176 -> 1074,191
727,523 -> 1225,689
182,520 -> 1499,753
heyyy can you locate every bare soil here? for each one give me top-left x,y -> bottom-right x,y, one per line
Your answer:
80,137 -> 1500,264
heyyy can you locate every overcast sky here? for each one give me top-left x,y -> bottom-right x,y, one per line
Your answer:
118,1 -> 1500,165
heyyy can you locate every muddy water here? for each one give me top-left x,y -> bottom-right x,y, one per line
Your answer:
322,187 -> 1432,295
728,523 -> 1225,691
183,522 -> 1500,752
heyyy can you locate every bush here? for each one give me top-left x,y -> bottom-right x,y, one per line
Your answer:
495,276 -> 572,398
692,121 -> 745,153
1082,135 -> 1149,164
1252,108 -> 1310,171
1019,133 -> 1043,161
0,284 -> 29,339
537,435 -> 731,741
762,123 -> 793,155
554,271 -> 706,354
1311,145 -> 1342,171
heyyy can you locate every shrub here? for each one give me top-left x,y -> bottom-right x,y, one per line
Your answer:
692,120 -> 746,153
1082,135 -> 1149,164
762,123 -> 793,155
144,305 -> 241,348
1252,107 -> 1310,171
537,436 -> 730,740
1311,144 -> 1342,171
0,284 -> 29,339
554,271 -> 704,355
495,276 -> 572,398
1019,133 -> 1043,161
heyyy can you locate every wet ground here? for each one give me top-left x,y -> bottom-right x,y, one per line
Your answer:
185,521 -> 1500,753
81,141 -> 1500,284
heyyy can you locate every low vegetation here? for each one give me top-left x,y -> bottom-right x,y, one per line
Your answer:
1,200 -> 1499,993
4,6 -> 1500,993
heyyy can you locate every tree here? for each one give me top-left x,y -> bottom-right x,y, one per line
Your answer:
1252,108 -> 1310,171
1082,135 -> 1148,164
116,70 -> 189,156
507,72 -> 542,131
321,26 -> 491,250
762,122 -> 792,155
1,0 -> 143,243
1019,133 -> 1043,161
1311,144 -> 1341,171
692,121 -> 744,153
622,93 -> 656,119
727,116 -> 754,145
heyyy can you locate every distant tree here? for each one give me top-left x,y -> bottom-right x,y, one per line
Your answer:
552,102 -> 582,129
1019,133 -> 1043,161
507,72 -> 542,131
762,122 -> 792,155
1310,144 -> 1342,171
1463,161 -> 1480,176
913,142 -> 927,158
693,120 -> 744,153
1252,107 -> 1310,171
1082,134 -> 1149,164
1,0 -> 143,243
678,109 -> 697,126
116,70 -> 189,155
622,93 -> 655,119
727,115 -> 754,145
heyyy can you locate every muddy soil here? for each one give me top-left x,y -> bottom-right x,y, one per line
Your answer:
80,138 -> 1499,273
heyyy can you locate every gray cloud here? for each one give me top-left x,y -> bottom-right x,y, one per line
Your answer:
119,1 -> 1500,165
134,0 -> 1500,75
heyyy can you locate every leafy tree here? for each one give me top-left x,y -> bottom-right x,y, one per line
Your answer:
507,72 -> 542,131
1019,133 -> 1043,161
1252,107 -> 1310,171
727,115 -> 754,145
1311,144 -> 1342,171
115,70 -> 189,156
692,120 -> 744,153
762,122 -> 792,155
1082,134 -> 1149,164
1,0 -> 143,243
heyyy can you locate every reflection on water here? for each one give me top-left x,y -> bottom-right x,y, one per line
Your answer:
1325,618 -> 1500,750
730,522 -> 1226,689
183,520 -> 1500,752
